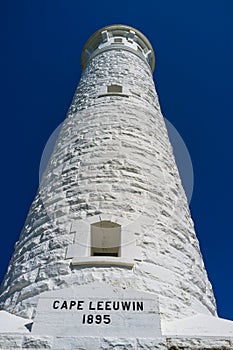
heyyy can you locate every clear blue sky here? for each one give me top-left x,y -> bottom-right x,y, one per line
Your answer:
2,1 -> 233,320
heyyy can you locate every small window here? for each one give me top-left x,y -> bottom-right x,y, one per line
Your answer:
91,221 -> 121,257
107,85 -> 122,93
114,38 -> 122,43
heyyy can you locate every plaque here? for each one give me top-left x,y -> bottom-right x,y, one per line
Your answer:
32,283 -> 161,337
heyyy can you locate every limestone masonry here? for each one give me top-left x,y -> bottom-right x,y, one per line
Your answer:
0,24 -> 232,349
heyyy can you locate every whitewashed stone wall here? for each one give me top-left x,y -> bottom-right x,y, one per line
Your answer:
0,334 -> 232,350
0,31 -> 216,325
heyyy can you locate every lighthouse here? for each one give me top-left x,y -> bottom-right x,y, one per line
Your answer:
0,25 -> 232,349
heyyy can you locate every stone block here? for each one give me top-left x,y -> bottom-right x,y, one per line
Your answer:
22,335 -> 53,349
136,338 -> 167,349
0,334 -> 23,349
100,337 -> 136,350
53,336 -> 100,350
166,337 -> 231,349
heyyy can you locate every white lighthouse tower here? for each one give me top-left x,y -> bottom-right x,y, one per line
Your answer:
0,25 -> 232,349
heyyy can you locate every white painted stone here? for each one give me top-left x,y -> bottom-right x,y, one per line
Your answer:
0,334 -> 23,349
0,311 -> 31,333
100,337 -> 136,350
0,334 -> 232,349
162,313 -> 233,337
136,338 -> 167,350
166,337 -> 232,349
22,335 -> 53,349
53,336 -> 100,350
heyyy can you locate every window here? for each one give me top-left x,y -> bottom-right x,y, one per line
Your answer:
97,84 -> 129,98
107,85 -> 122,93
91,221 -> 121,257
114,38 -> 122,43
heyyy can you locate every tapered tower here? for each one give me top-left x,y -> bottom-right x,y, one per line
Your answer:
0,25 -> 232,349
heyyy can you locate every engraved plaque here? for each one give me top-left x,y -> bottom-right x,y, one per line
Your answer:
32,283 -> 161,337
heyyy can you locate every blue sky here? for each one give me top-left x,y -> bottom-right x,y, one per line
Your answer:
2,1 -> 233,320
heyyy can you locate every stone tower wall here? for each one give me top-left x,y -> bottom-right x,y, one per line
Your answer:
0,31 -> 216,321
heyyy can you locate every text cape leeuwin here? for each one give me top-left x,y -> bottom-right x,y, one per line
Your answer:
52,299 -> 144,311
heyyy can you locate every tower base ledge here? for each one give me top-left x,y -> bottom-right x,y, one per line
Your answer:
0,311 -> 31,333
162,313 -> 233,337
0,311 -> 233,349
0,333 -> 232,350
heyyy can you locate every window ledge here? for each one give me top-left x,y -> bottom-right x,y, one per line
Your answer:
71,256 -> 134,267
97,93 -> 129,98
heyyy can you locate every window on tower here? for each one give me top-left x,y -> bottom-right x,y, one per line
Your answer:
97,84 -> 129,98
90,221 -> 121,257
114,38 -> 123,43
107,85 -> 123,93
